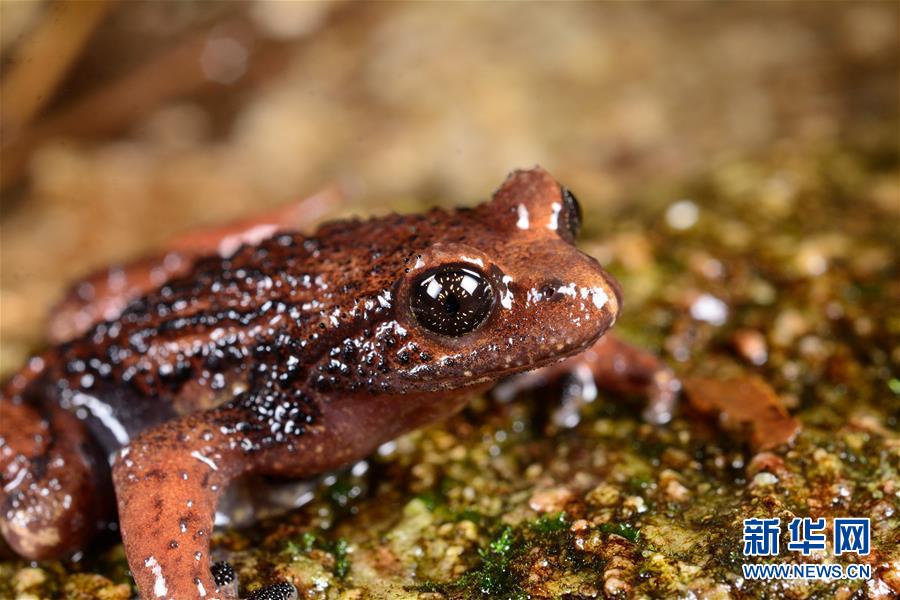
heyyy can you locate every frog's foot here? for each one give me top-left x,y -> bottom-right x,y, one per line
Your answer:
0,388 -> 112,559
245,582 -> 297,600
211,561 -> 238,598
494,334 -> 680,426
211,560 -> 297,600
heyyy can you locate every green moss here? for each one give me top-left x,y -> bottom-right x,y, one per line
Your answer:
530,511 -> 568,535
469,527 -> 521,597
331,538 -> 350,579
888,378 -> 900,395
598,522 -> 641,544
487,526 -> 515,556
414,490 -> 441,511
283,531 -> 319,556
452,508 -> 484,524
282,531 -> 351,578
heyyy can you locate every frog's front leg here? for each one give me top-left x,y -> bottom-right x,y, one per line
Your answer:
112,405 -> 302,600
494,334 -> 680,425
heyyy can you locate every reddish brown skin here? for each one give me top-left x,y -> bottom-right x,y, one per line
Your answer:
0,168 -> 671,599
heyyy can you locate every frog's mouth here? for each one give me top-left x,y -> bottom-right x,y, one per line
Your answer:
395,307 -> 619,394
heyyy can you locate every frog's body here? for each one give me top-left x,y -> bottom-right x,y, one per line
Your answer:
1,168 -> 670,600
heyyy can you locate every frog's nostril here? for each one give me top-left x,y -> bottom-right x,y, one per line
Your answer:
539,278 -> 563,301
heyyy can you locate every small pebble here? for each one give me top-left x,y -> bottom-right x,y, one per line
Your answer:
732,328 -> 768,365
666,200 -> 699,230
528,487 -> 573,513
690,293 -> 728,326
586,483 -> 621,507
751,472 -> 779,487
746,452 -> 785,477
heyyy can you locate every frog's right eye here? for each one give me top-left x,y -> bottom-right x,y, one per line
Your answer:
410,265 -> 495,337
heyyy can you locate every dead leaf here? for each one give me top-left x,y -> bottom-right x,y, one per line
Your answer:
682,376 -> 800,452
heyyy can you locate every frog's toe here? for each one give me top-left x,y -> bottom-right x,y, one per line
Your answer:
208,559 -> 297,599
641,366 -> 680,426
246,581 -> 297,600
211,560 -> 238,597
550,362 -> 599,429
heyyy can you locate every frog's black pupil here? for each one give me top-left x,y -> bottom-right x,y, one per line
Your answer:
410,266 -> 494,337
560,186 -> 582,242
444,294 -> 460,315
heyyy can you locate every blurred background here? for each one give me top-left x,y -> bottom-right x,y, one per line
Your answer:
0,1 -> 896,373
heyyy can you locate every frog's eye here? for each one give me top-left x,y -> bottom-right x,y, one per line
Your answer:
410,265 -> 494,337
559,186 -> 582,243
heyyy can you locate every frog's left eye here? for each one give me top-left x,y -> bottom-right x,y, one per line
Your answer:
559,186 -> 582,243
410,265 -> 495,337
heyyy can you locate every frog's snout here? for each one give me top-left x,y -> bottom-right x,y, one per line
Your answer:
606,268 -> 624,315
591,259 -> 623,326
573,248 -> 621,309
509,248 -> 621,365
562,252 -> 622,346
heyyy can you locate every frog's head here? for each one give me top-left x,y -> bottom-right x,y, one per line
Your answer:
389,167 -> 622,392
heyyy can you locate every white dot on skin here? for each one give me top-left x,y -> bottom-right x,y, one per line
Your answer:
591,287 -> 609,310
143,556 -> 168,598
500,275 -> 514,309
547,202 -> 562,231
516,204 -> 530,230
377,441 -> 397,456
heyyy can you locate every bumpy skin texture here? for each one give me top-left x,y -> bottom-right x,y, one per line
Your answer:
0,168 -> 669,599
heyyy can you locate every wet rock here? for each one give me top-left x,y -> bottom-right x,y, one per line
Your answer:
750,472 -> 779,488
528,487 -> 573,513
878,561 -> 900,596
746,451 -> 786,477
63,574 -> 132,600
598,536 -> 638,597
771,309 -> 810,347
585,483 -> 621,508
13,567 -> 48,596
658,469 -> 691,502
621,495 -> 648,517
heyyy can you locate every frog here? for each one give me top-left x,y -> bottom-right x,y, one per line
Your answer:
0,168 -> 676,599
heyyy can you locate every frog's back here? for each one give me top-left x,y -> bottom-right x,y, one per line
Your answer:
28,210 -> 467,449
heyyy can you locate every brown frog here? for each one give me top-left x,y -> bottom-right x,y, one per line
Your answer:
0,168 -> 676,599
